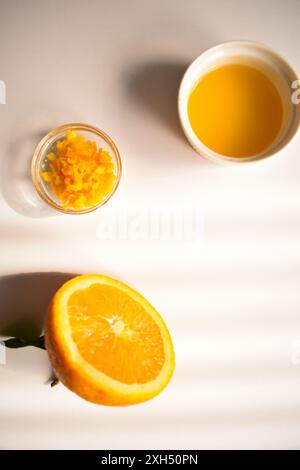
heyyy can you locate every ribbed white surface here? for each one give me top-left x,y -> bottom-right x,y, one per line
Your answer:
0,0 -> 299,450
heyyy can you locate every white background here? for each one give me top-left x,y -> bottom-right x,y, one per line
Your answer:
0,0 -> 300,450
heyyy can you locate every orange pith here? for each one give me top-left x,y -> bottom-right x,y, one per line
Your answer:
68,284 -> 165,384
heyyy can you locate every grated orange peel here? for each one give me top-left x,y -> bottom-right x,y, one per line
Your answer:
41,130 -> 116,210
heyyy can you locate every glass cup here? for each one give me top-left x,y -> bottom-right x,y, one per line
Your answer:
31,123 -> 122,214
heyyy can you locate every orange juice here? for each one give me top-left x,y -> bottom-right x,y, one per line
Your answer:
188,64 -> 283,157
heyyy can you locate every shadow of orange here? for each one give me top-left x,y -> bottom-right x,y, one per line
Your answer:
0,272 -> 76,340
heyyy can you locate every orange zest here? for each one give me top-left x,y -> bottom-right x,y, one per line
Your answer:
41,130 -> 116,210
45,275 -> 175,406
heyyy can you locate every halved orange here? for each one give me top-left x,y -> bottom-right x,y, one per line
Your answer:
45,275 -> 175,406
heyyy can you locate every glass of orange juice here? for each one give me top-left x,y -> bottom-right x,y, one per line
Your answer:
178,41 -> 300,163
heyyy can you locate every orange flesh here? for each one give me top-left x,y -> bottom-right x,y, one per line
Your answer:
41,130 -> 116,210
188,64 -> 283,157
67,284 -> 165,384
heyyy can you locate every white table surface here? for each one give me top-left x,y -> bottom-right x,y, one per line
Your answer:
0,0 -> 300,450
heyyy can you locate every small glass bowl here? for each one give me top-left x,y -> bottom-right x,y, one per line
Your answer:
31,123 -> 122,214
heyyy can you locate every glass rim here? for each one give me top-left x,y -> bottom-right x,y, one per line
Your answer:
31,122 -> 122,215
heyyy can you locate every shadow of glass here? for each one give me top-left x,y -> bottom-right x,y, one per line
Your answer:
125,60 -> 212,167
0,128 -> 59,218
0,272 -> 76,340
0,108 -> 83,217
126,61 -> 188,139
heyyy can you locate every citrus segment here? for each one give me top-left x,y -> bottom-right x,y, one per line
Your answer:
68,283 -> 165,384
